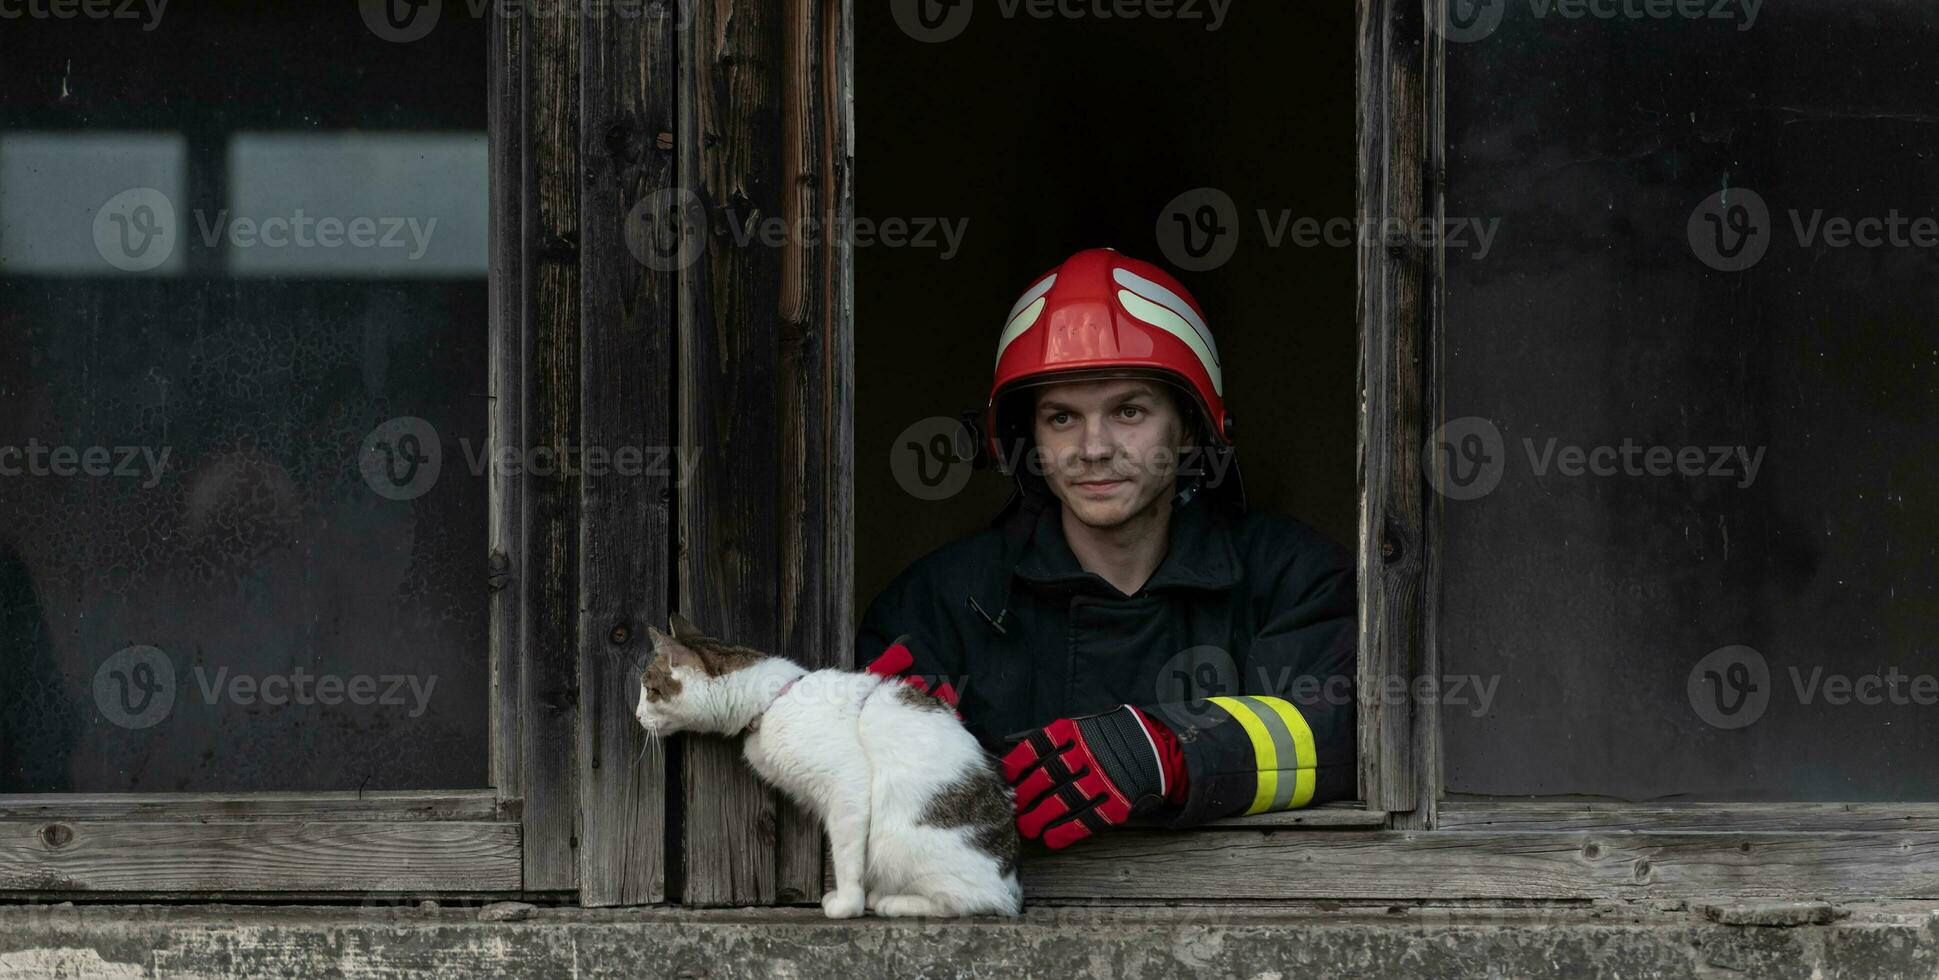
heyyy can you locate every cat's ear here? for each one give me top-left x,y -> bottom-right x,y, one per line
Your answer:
668,611 -> 702,642
645,625 -> 704,672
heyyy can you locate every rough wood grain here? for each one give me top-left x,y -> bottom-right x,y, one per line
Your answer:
766,0 -> 856,907
488,0 -> 527,805
576,0 -> 676,908
1021,830 -> 1939,901
676,0 -> 787,907
1441,803 -> 1939,833
523,3 -> 582,894
1355,0 -> 1430,826
0,792 -> 504,823
0,822 -> 520,893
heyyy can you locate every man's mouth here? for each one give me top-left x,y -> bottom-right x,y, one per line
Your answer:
1074,478 -> 1126,493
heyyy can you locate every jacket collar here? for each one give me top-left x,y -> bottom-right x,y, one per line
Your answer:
1013,495 -> 1242,596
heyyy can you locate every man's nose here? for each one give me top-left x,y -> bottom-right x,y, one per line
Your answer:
1078,417 -> 1117,459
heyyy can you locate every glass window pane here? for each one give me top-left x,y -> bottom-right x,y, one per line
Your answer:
0,4 -> 489,792
1439,4 -> 1939,801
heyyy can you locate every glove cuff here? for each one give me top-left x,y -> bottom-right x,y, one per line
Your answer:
1074,705 -> 1169,813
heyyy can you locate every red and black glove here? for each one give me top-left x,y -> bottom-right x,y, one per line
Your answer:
1000,705 -> 1188,849
864,637 -> 960,715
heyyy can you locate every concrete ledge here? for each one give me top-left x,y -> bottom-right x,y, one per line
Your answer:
3,901 -> 1938,978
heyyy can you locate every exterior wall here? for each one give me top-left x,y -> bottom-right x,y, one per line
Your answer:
3,903 -> 1938,979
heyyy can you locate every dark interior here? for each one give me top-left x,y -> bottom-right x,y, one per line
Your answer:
853,5 -> 1360,624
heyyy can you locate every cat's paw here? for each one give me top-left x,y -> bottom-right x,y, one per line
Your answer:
820,888 -> 866,919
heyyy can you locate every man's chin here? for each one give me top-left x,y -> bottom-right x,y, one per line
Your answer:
1064,505 -> 1130,530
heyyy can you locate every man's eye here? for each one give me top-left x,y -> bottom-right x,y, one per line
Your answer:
1118,405 -> 1144,420
1049,412 -> 1072,426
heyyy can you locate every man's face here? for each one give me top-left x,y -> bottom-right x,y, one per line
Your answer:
1032,378 -> 1190,531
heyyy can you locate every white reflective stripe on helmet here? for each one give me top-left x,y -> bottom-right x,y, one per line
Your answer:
1113,267 -> 1219,367
1115,289 -> 1224,397
994,273 -> 1057,365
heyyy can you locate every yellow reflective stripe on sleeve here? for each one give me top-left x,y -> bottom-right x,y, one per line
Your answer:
1208,696 -> 1321,815
1206,696 -> 1278,815
1249,696 -> 1318,809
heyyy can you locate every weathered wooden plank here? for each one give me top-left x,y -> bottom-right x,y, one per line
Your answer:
576,0 -> 676,908
0,791 -> 504,823
677,0 -> 788,907
1441,802 -> 1939,834
0,822 -> 520,893
767,0 -> 855,907
1205,805 -> 1390,830
1129,803 -> 1388,831
487,0 -> 527,806
522,2 -> 582,894
1022,830 -> 1939,901
1355,0 -> 1430,826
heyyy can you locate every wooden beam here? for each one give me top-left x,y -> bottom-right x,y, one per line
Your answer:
1022,829 -> 1939,901
1441,802 -> 1939,833
676,0 -> 788,907
0,791 -> 504,823
487,0 -> 527,806
0,822 -> 519,893
1355,0 -> 1432,826
521,1 -> 583,894
576,0 -> 677,908
766,0 -> 856,907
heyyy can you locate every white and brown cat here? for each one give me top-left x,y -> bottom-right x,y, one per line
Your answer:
635,614 -> 1022,918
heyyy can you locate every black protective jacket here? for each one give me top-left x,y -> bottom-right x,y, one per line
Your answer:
857,495 -> 1357,827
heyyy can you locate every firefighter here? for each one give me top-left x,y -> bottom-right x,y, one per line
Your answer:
859,248 -> 1356,849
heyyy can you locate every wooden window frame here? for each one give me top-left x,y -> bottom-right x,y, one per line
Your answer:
14,0 -> 1939,909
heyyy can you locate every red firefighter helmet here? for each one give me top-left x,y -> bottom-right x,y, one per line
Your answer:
983,248 -> 1231,466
